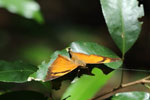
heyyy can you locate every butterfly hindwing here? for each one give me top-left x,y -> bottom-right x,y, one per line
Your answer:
45,55 -> 78,81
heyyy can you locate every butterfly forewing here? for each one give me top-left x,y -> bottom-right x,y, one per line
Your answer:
45,55 -> 78,81
70,51 -> 119,64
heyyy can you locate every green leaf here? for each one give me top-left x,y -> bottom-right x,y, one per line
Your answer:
0,60 -> 37,83
112,92 -> 150,100
70,41 -> 122,69
60,41 -> 122,100
100,0 -> 144,55
29,41 -> 122,81
61,68 -> 113,100
0,0 -> 44,23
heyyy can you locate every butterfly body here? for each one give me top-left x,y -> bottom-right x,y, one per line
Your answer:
45,50 -> 120,81
70,53 -> 86,67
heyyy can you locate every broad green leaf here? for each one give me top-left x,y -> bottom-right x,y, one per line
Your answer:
112,92 -> 150,100
0,0 -> 44,23
70,41 -> 122,69
61,68 -> 113,100
29,41 -> 122,81
0,60 -> 37,83
100,0 -> 144,55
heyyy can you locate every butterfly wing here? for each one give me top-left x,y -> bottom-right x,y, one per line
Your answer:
70,51 -> 120,64
45,55 -> 78,81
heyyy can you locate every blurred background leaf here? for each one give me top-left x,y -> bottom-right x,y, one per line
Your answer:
111,92 -> 150,100
20,44 -> 53,65
0,60 -> 37,82
100,0 -> 144,56
0,0 -> 44,23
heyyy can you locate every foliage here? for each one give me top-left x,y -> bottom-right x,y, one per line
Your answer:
29,41 -> 122,81
0,0 -> 147,100
100,0 -> 144,56
0,0 -> 44,23
0,60 -> 37,83
61,69 -> 113,100
112,92 -> 150,100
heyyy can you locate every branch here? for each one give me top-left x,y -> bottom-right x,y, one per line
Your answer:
122,76 -> 150,87
90,75 -> 150,100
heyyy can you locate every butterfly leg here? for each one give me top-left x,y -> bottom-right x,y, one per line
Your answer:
86,67 -> 95,76
80,66 -> 95,76
77,67 -> 81,77
76,66 -> 95,77
76,67 -> 89,77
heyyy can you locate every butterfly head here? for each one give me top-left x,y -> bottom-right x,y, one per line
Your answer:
66,47 -> 72,58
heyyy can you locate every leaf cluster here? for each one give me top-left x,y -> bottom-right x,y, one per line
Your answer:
0,0 -> 147,100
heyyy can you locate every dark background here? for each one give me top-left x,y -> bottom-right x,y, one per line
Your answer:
0,0 -> 149,68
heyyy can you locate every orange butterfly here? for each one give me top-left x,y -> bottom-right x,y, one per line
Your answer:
45,49 -> 120,81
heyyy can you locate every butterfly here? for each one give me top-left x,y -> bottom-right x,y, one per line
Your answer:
45,48 -> 120,81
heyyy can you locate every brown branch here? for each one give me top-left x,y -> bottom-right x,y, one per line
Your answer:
90,75 -> 150,100
122,76 -> 150,87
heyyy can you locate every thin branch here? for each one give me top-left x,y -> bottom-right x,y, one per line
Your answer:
90,75 -> 150,100
121,76 -> 150,87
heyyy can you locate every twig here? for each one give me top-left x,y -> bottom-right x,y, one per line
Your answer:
121,76 -> 150,87
90,75 -> 150,100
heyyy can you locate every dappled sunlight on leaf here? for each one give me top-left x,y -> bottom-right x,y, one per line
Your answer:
112,92 -> 150,100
